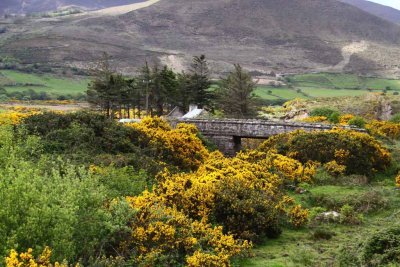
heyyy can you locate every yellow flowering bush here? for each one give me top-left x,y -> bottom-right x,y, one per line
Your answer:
259,129 -> 391,177
302,116 -> 328,123
127,117 -> 209,170
396,173 -> 400,188
0,111 -> 39,125
153,151 -> 310,243
366,120 -> 400,140
339,114 -> 355,125
6,247 -> 72,267
288,204 -> 310,227
324,160 -> 347,177
123,192 -> 251,266
0,106 -> 42,125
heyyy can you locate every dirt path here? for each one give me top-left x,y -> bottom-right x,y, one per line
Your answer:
91,0 -> 160,16
333,41 -> 368,71
160,55 -> 186,72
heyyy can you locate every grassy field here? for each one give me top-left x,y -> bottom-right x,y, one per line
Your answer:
0,70 -> 89,96
239,185 -> 400,266
256,73 -> 400,101
255,87 -> 304,100
1,70 -> 400,101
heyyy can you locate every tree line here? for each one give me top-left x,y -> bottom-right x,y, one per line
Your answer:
87,54 -> 258,119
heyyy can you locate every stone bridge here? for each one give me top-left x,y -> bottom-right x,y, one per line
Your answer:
171,119 -> 364,156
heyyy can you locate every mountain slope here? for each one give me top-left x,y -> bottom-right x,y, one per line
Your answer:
1,0 -> 400,76
340,0 -> 400,24
0,0 -> 145,14
120,0 -> 400,73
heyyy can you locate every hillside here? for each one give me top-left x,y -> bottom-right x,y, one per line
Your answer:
0,0 -> 145,14
340,0 -> 400,24
1,0 -> 400,76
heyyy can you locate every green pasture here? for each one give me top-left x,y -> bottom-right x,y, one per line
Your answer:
256,73 -> 400,101
0,70 -> 89,95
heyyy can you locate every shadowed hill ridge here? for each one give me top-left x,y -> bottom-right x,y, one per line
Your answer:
340,0 -> 400,24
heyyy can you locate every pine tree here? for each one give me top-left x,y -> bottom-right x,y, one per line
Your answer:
153,65 -> 179,116
176,72 -> 192,113
216,64 -> 258,118
187,55 -> 212,109
86,53 -> 130,118
137,61 -> 153,115
86,53 -> 114,116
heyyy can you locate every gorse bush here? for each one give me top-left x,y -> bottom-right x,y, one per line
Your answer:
366,120 -> 400,140
213,179 -> 282,243
22,112 -> 209,174
6,247 -> 74,267
122,193 -> 251,266
259,129 -> 391,176
324,160 -> 346,177
127,117 -> 209,171
0,115 -> 311,266
153,151 -> 310,243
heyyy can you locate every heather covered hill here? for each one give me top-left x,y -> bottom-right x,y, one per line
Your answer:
123,0 -> 400,43
1,0 -> 400,75
119,0 -> 400,73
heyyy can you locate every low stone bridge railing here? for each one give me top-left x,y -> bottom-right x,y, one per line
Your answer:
171,119 -> 364,156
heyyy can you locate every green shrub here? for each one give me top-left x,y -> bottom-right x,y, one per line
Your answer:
308,207 -> 327,221
340,204 -> 363,225
361,226 -> 400,266
0,127 -> 138,264
348,116 -> 366,128
328,112 -> 341,124
309,107 -> 338,118
93,166 -> 149,198
304,189 -> 388,213
21,112 -> 164,175
310,228 -> 336,240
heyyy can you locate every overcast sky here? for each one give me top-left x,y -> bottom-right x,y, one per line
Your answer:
368,0 -> 400,10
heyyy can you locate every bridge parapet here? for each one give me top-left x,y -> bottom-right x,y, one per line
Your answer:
169,119 -> 365,156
